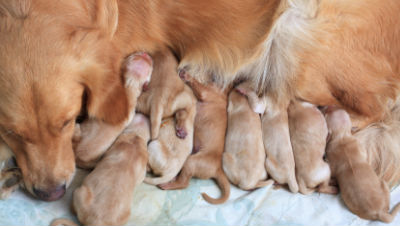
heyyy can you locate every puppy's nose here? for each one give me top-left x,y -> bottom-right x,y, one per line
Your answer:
33,184 -> 66,201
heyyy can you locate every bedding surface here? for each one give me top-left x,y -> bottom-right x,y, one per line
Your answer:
1,169 -> 399,226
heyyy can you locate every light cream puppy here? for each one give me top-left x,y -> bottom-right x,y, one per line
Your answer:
144,106 -> 196,185
73,113 -> 150,226
326,107 -> 400,223
223,86 -> 273,190
238,84 -> 298,193
261,98 -> 298,193
74,52 -> 153,169
288,100 -> 337,195
136,50 -> 197,140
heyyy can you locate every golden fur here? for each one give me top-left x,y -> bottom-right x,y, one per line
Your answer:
1,0 -> 400,201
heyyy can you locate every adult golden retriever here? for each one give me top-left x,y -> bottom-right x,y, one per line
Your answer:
0,0 -> 399,201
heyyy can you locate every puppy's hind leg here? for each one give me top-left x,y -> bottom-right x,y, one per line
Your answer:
175,109 -> 189,139
254,179 -> 274,189
150,103 -> 164,140
158,163 -> 193,190
298,179 -> 314,195
379,202 -> 400,223
317,180 -> 338,195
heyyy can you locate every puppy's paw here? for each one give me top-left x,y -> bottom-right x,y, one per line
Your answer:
178,69 -> 191,82
175,127 -> 188,139
235,87 -> 248,96
0,168 -> 22,199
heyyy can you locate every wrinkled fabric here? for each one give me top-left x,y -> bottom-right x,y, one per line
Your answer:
0,169 -> 399,226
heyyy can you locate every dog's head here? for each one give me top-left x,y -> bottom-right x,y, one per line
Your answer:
0,0 -> 127,201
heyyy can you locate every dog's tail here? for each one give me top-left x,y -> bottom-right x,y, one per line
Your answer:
378,202 -> 400,223
50,218 -> 78,226
355,99 -> 400,188
202,169 -> 231,205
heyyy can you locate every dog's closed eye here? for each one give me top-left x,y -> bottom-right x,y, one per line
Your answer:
63,119 -> 72,127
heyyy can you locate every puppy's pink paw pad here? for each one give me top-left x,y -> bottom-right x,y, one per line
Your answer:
175,127 -> 187,139
178,70 -> 190,82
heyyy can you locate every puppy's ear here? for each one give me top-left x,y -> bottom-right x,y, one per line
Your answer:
82,65 -> 129,125
0,0 -> 30,19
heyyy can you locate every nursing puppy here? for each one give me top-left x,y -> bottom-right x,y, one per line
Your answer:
74,52 -> 153,169
223,85 -> 273,190
239,83 -> 298,193
288,100 -> 336,195
260,98 -> 298,193
73,113 -> 150,226
325,108 -> 400,223
159,71 -> 230,205
144,108 -> 196,185
136,50 -> 198,140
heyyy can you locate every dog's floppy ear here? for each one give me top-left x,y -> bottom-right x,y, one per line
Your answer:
82,64 -> 129,125
0,0 -> 30,19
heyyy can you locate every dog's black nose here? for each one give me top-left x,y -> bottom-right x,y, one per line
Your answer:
33,184 -> 66,201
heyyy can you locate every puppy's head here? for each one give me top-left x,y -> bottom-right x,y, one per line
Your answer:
0,0 -> 124,201
324,107 -> 352,139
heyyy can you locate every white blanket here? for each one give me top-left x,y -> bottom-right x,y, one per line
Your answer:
0,169 -> 399,226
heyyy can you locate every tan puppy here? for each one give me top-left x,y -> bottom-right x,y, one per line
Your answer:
159,71 -> 230,205
288,100 -> 337,195
144,109 -> 196,185
74,52 -> 153,169
73,113 -> 150,226
136,50 -> 197,140
325,108 -> 400,223
260,98 -> 299,193
223,86 -> 273,190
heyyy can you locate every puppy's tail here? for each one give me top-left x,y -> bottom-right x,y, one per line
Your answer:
254,179 -> 274,189
355,99 -> 400,188
378,202 -> 400,223
144,173 -> 176,185
50,218 -> 79,226
202,169 -> 230,205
